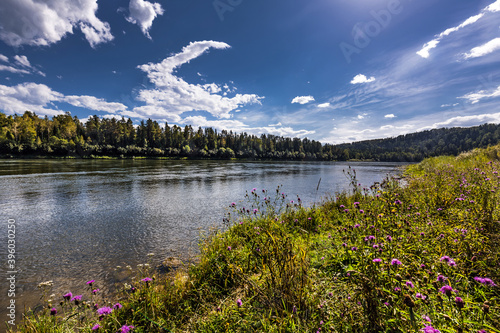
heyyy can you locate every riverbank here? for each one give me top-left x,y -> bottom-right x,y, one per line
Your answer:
9,148 -> 500,332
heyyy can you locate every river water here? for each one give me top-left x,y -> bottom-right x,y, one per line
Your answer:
0,159 -> 407,326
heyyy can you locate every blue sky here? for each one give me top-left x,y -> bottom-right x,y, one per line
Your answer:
0,0 -> 499,143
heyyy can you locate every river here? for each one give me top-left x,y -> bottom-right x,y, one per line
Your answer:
0,159 -> 407,326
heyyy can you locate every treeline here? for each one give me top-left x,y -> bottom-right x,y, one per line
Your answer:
2,111 -> 500,161
335,123 -> 500,161
0,111 -> 346,160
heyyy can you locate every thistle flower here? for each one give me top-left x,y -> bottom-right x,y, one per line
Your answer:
373,258 -> 382,263
96,307 -> 113,316
113,303 -> 123,309
474,277 -> 496,286
391,259 -> 402,266
87,280 -> 95,286
141,277 -> 152,282
71,295 -> 83,305
437,275 -> 447,282
421,325 -> 440,333
119,325 -> 135,333
92,324 -> 101,330
455,297 -> 465,309
236,299 -> 242,307
50,307 -> 57,315
63,292 -> 72,300
406,281 -> 414,288
439,285 -> 455,297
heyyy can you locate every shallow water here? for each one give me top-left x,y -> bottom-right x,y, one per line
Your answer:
0,159 -> 407,325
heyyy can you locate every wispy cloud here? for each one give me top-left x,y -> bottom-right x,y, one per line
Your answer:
350,74 -> 376,84
291,95 -> 315,104
0,55 -> 45,76
464,38 -> 500,59
459,85 -> 500,104
416,0 -> 499,59
384,114 -> 396,118
0,0 -> 113,47
124,0 -> 164,39
134,41 -> 264,121
317,102 -> 331,108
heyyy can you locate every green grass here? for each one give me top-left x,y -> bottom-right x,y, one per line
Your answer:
9,146 -> 500,333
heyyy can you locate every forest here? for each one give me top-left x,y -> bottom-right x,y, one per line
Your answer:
1,111 -> 500,161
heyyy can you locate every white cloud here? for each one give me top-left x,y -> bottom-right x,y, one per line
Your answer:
350,74 -> 376,84
423,112 -> 500,129
63,95 -> 128,113
384,114 -> 396,118
0,82 -> 129,117
0,65 -> 31,75
464,38 -> 500,59
416,40 -> 440,59
134,41 -> 264,121
0,54 -> 8,63
125,0 -> 164,39
0,55 -> 45,76
14,55 -> 30,67
459,85 -> 500,104
417,1 -> 499,59
183,116 -> 315,138
0,0 -> 113,47
317,102 -> 331,108
357,115 -> 365,120
291,95 -> 315,104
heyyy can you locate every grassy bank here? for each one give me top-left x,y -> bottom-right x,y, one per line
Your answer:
9,149 -> 500,332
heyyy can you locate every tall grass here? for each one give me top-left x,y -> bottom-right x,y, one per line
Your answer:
9,146 -> 500,333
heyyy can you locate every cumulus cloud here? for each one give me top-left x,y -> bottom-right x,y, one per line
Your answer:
350,74 -> 375,84
317,102 -> 331,108
0,0 -> 113,47
291,96 -> 315,104
134,41 -> 263,121
417,1 -> 499,58
0,82 -> 128,117
125,0 -> 164,38
459,85 -> 500,104
0,55 -> 45,76
384,114 -> 396,118
464,38 -> 500,59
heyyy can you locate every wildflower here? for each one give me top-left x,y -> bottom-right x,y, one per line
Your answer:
37,280 -> 53,288
421,325 -> 441,333
71,295 -> 83,305
368,235 -> 375,241
422,315 -> 431,322
96,307 -> 113,316
474,277 -> 496,286
391,259 -> 402,266
236,299 -> 242,307
351,247 -> 357,251
50,308 -> 57,315
92,289 -> 100,294
455,297 -> 465,309
354,223 -> 361,228
373,258 -> 382,263
420,264 -> 425,268
231,202 -> 236,206
394,287 -> 401,292
92,324 -> 101,330
416,293 -> 426,300
113,303 -> 123,309
439,285 -> 455,297
406,281 -> 415,288
87,280 -> 95,286
141,277 -> 152,282
394,200 -> 402,205
292,305 -> 297,313
386,235 -> 393,242
119,325 -> 135,333
63,292 -> 72,300
437,275 -> 447,282
448,260 -> 456,267
353,202 -> 360,206
227,246 -> 232,251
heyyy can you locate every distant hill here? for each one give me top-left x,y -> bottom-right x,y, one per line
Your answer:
331,123 -> 500,162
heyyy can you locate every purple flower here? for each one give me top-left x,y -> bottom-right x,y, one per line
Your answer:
227,246 -> 232,251
394,200 -> 402,205
394,287 -> 401,292
236,299 -> 242,307
113,303 -> 123,309
437,275 -> 447,282
351,247 -> 357,251
391,259 -> 402,266
440,256 -> 451,263
372,258 -> 382,263
50,307 -> 57,315
92,289 -> 100,294
71,295 -> 83,305
141,277 -> 152,282
416,293 -> 426,300
421,325 -> 441,333
406,281 -> 414,288
474,277 -> 496,286
353,223 -> 360,228
439,285 -> 455,296
292,305 -> 297,313
63,292 -> 72,300
353,202 -> 360,206
96,307 -> 113,316
119,325 -> 135,333
87,279 -> 95,285
386,235 -> 393,242
455,297 -> 465,309
92,324 -> 101,330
